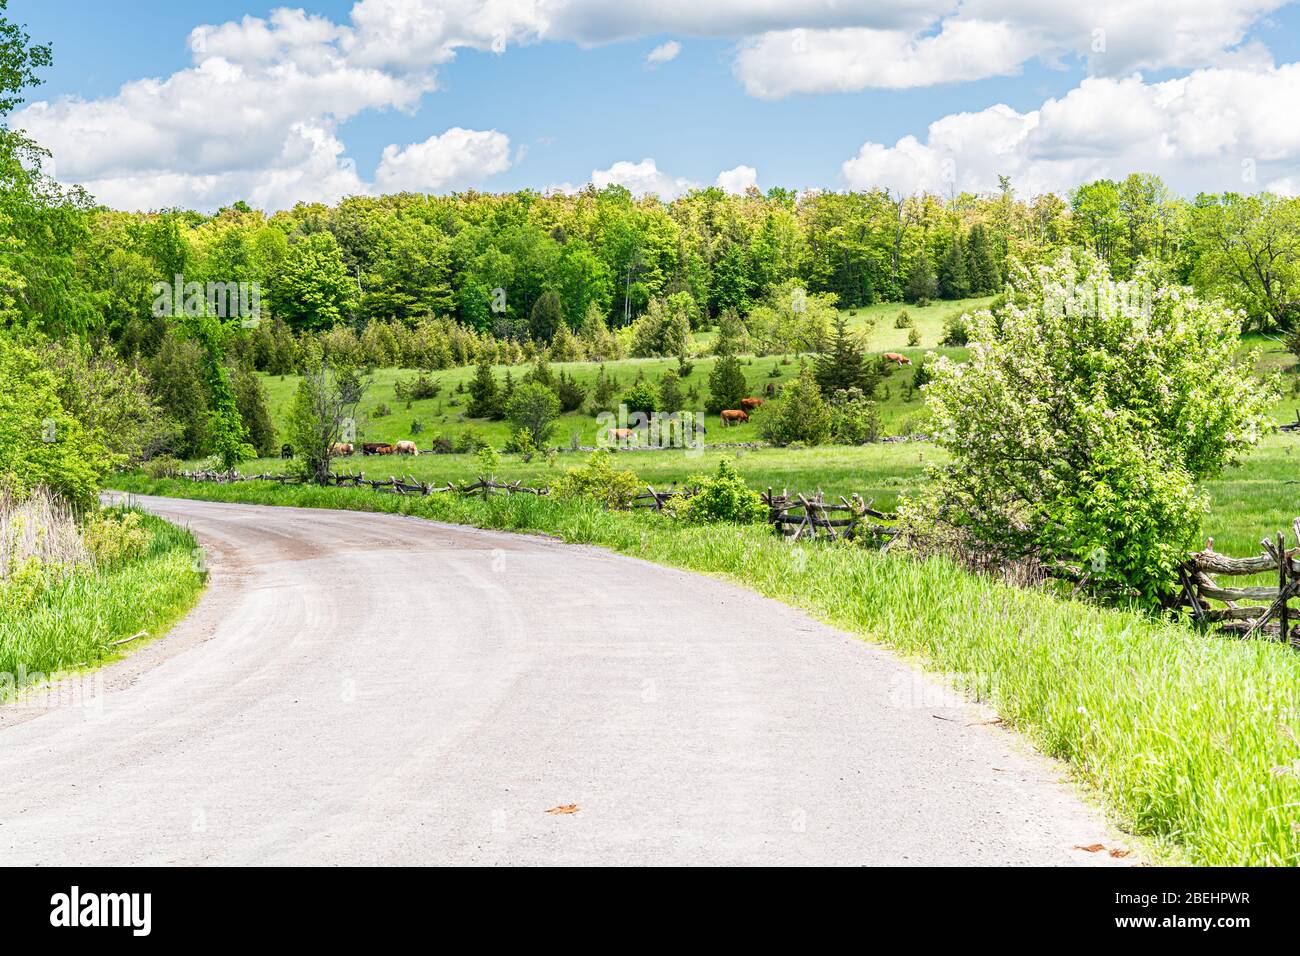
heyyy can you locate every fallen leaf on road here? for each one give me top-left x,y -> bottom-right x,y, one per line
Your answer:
1109,848 -> 1131,858
546,804 -> 580,815
1073,844 -> 1106,853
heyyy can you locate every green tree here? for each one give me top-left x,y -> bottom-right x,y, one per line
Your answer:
466,353 -> 500,419
760,368 -> 832,446
231,363 -> 277,456
0,335 -> 111,510
938,232 -> 971,299
506,382 -> 560,447
285,351 -> 367,484
271,231 -> 355,331
814,312 -> 878,397
529,289 -> 564,343
707,351 -> 748,414
919,252 -> 1278,604
657,369 -> 684,412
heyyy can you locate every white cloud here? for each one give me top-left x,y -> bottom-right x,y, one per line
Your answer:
13,0 -> 1299,210
374,127 -> 513,192
734,0 -> 1287,97
646,40 -> 682,66
840,64 -> 1300,197
591,158 -> 698,200
716,164 -> 759,193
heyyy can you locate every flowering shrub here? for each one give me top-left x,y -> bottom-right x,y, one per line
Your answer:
918,251 -> 1278,605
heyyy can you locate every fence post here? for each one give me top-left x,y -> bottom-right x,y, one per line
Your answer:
1281,532 -> 1290,645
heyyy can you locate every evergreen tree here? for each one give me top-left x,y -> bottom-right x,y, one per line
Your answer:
814,313 -> 878,397
231,362 -> 277,456
707,350 -> 748,414
906,250 -> 937,303
529,289 -> 564,343
590,364 -> 617,413
466,353 -> 500,419
939,232 -> 972,299
657,369 -> 684,412
966,224 -> 1001,293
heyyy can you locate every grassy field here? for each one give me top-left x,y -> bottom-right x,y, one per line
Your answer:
256,297 -> 993,452
107,471 -> 1300,866
0,510 -> 206,699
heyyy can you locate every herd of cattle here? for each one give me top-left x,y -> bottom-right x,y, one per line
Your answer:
291,371 -> 887,459
327,440 -> 420,457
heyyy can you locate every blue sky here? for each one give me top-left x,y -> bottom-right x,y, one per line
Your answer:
9,1 -> 1300,209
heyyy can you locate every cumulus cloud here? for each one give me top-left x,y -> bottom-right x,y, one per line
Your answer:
716,164 -> 759,193
375,128 -> 512,192
13,1 -> 1298,209
592,158 -> 699,200
734,0 -> 1286,97
840,64 -> 1300,196
646,40 -> 681,66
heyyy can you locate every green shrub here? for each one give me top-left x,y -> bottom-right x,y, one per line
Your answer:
894,310 -> 912,328
394,372 -> 442,401
829,388 -> 881,445
0,336 -> 114,510
505,382 -> 561,447
621,381 -> 659,418
552,451 -> 642,509
921,252 -> 1278,604
83,510 -> 150,567
760,368 -> 832,446
939,311 -> 970,346
673,458 -> 767,525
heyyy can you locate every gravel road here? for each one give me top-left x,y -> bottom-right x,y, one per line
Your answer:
0,494 -> 1131,865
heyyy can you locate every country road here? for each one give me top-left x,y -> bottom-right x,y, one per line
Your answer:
0,495 -> 1130,866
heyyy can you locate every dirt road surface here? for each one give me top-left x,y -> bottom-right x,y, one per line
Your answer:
0,495 -> 1130,865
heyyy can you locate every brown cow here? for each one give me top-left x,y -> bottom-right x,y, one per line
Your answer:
330,442 -> 354,456
395,440 -> 419,456
720,409 -> 749,426
607,427 -> 638,444
739,397 -> 764,412
362,442 -> 395,456
882,352 -> 912,367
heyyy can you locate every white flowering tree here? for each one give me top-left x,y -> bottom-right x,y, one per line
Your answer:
918,251 -> 1277,605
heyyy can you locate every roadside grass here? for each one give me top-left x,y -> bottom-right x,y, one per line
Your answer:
109,471 -> 1300,866
199,442 -> 942,511
0,511 -> 205,698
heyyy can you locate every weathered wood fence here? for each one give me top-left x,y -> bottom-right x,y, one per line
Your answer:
764,489 -> 900,544
171,470 -> 901,542
174,469 -> 549,498
1177,519 -> 1300,644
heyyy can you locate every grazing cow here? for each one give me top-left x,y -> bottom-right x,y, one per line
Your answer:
330,442 -> 354,457
363,442 -> 395,456
720,409 -> 749,426
764,382 -> 776,397
740,397 -> 764,412
607,427 -> 638,444
882,352 -> 912,367
395,440 -> 419,456
280,443 -> 294,459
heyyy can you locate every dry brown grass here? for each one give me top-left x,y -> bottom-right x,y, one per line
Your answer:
0,487 -> 91,579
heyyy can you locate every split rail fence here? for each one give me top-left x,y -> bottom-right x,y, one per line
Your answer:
1177,519 -> 1300,645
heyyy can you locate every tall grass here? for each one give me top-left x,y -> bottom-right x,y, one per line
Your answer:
0,502 -> 205,697
111,472 -> 1300,865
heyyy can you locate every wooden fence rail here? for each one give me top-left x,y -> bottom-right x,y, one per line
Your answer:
763,488 -> 899,544
169,470 -> 902,543
1178,518 -> 1300,644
